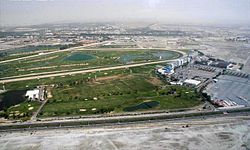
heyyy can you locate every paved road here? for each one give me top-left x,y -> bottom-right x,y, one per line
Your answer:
30,99 -> 48,121
0,58 -> 181,83
1,107 -> 250,131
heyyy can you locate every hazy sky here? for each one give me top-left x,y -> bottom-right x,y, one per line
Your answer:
0,0 -> 249,26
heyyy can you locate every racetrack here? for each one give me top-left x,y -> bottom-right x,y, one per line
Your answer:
0,47 -> 185,83
0,41 -> 113,64
0,59 -> 180,83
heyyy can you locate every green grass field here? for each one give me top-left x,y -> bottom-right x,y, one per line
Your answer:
36,65 -> 201,117
2,101 -> 41,121
0,49 -> 181,78
39,73 -> 201,117
0,64 -> 201,120
0,48 -> 200,120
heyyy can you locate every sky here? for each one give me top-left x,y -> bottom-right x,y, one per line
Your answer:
0,0 -> 249,26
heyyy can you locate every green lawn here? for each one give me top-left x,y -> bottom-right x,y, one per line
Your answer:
0,47 -> 200,120
4,101 -> 41,121
0,63 -> 201,119
39,74 -> 201,117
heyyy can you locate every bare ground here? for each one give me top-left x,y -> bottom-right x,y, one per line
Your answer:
0,116 -> 249,150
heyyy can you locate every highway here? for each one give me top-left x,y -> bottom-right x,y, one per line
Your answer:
0,107 -> 250,131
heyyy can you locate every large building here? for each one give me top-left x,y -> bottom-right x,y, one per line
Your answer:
25,87 -> 45,101
183,79 -> 201,87
157,66 -> 174,76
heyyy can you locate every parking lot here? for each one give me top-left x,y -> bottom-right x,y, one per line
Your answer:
173,64 -> 220,82
206,75 -> 250,106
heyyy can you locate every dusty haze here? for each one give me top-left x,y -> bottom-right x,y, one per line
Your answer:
0,0 -> 250,26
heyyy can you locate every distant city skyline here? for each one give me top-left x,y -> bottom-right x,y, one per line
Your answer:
0,0 -> 249,27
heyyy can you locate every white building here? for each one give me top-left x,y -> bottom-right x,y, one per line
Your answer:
25,87 -> 44,101
157,66 -> 174,76
184,79 -> 201,87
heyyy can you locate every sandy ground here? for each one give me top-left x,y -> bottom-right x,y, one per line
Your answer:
0,116 -> 250,150
199,41 -> 250,73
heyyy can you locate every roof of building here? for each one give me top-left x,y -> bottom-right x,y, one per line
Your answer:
25,89 -> 39,97
184,79 -> 201,86
158,66 -> 174,75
